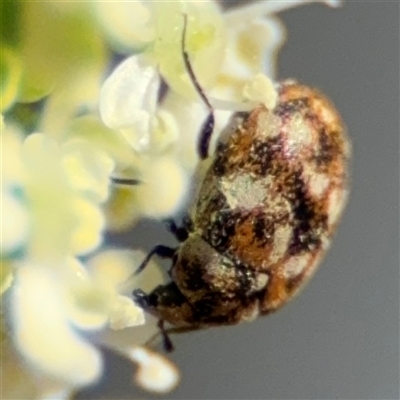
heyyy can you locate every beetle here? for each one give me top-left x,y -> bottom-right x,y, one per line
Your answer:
130,16 -> 350,350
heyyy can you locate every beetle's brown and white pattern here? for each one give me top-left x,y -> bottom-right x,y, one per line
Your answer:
133,80 -> 350,331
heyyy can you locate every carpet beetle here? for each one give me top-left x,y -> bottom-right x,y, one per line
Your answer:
133,81 -> 350,331
131,18 -> 350,348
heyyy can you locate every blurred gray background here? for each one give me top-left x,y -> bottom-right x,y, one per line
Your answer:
78,1 -> 399,399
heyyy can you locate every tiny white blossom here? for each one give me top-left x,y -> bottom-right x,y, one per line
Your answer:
242,74 -> 278,110
94,1 -> 155,50
61,138 -> 115,203
134,155 -> 189,218
100,56 -> 161,152
11,263 -> 103,387
109,295 -> 145,330
128,346 -> 180,394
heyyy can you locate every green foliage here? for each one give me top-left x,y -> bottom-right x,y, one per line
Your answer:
1,1 -> 21,47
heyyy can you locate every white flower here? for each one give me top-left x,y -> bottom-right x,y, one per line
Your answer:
128,346 -> 180,394
22,133 -> 113,259
242,73 -> 278,110
100,56 -> 166,153
1,124 -> 158,397
94,1 -> 155,51
7,249 -> 171,397
100,0 -> 341,227
11,262 -> 103,387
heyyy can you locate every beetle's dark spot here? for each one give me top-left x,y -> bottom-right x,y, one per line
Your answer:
235,265 -> 257,297
213,143 -> 228,176
315,127 -> 335,167
233,111 -> 250,120
248,137 -> 282,176
192,296 -> 220,318
149,282 -> 187,308
252,215 -> 275,245
287,170 -> 328,255
200,189 -> 228,221
288,170 -> 316,252
253,218 -> 267,241
181,258 -> 209,292
274,98 -> 309,119
286,273 -> 305,293
206,209 -> 239,252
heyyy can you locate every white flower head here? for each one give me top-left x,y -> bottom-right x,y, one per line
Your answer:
7,250 -> 161,396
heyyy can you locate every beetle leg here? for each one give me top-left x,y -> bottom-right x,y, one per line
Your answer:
157,319 -> 174,352
143,319 -> 202,353
134,245 -> 176,276
164,219 -> 189,242
132,291 -> 174,352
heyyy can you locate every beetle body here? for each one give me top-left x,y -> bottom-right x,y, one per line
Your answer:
135,81 -> 350,329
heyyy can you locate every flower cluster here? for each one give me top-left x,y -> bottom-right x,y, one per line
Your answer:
1,0 -> 341,398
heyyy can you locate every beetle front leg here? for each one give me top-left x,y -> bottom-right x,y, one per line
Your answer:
134,245 -> 176,276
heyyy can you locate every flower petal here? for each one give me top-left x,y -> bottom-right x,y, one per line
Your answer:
128,346 -> 180,394
1,190 -> 29,256
22,134 -> 76,261
10,264 -> 102,387
104,187 -> 141,232
242,73 -> 278,110
65,116 -> 139,167
94,1 -> 155,51
99,55 -> 160,152
21,133 -> 106,259
215,16 -> 285,101
62,138 -> 115,203
65,257 -> 111,330
161,91 -> 233,170
150,1 -> 226,99
135,156 -> 188,218
1,124 -> 25,185
87,249 -> 164,294
70,197 -> 105,255
148,110 -> 180,154
108,295 -> 145,330
19,2 -> 106,105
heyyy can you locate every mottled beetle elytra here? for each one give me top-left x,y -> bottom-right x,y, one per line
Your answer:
129,15 -> 350,351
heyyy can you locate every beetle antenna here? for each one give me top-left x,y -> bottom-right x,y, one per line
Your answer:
182,14 -> 215,160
